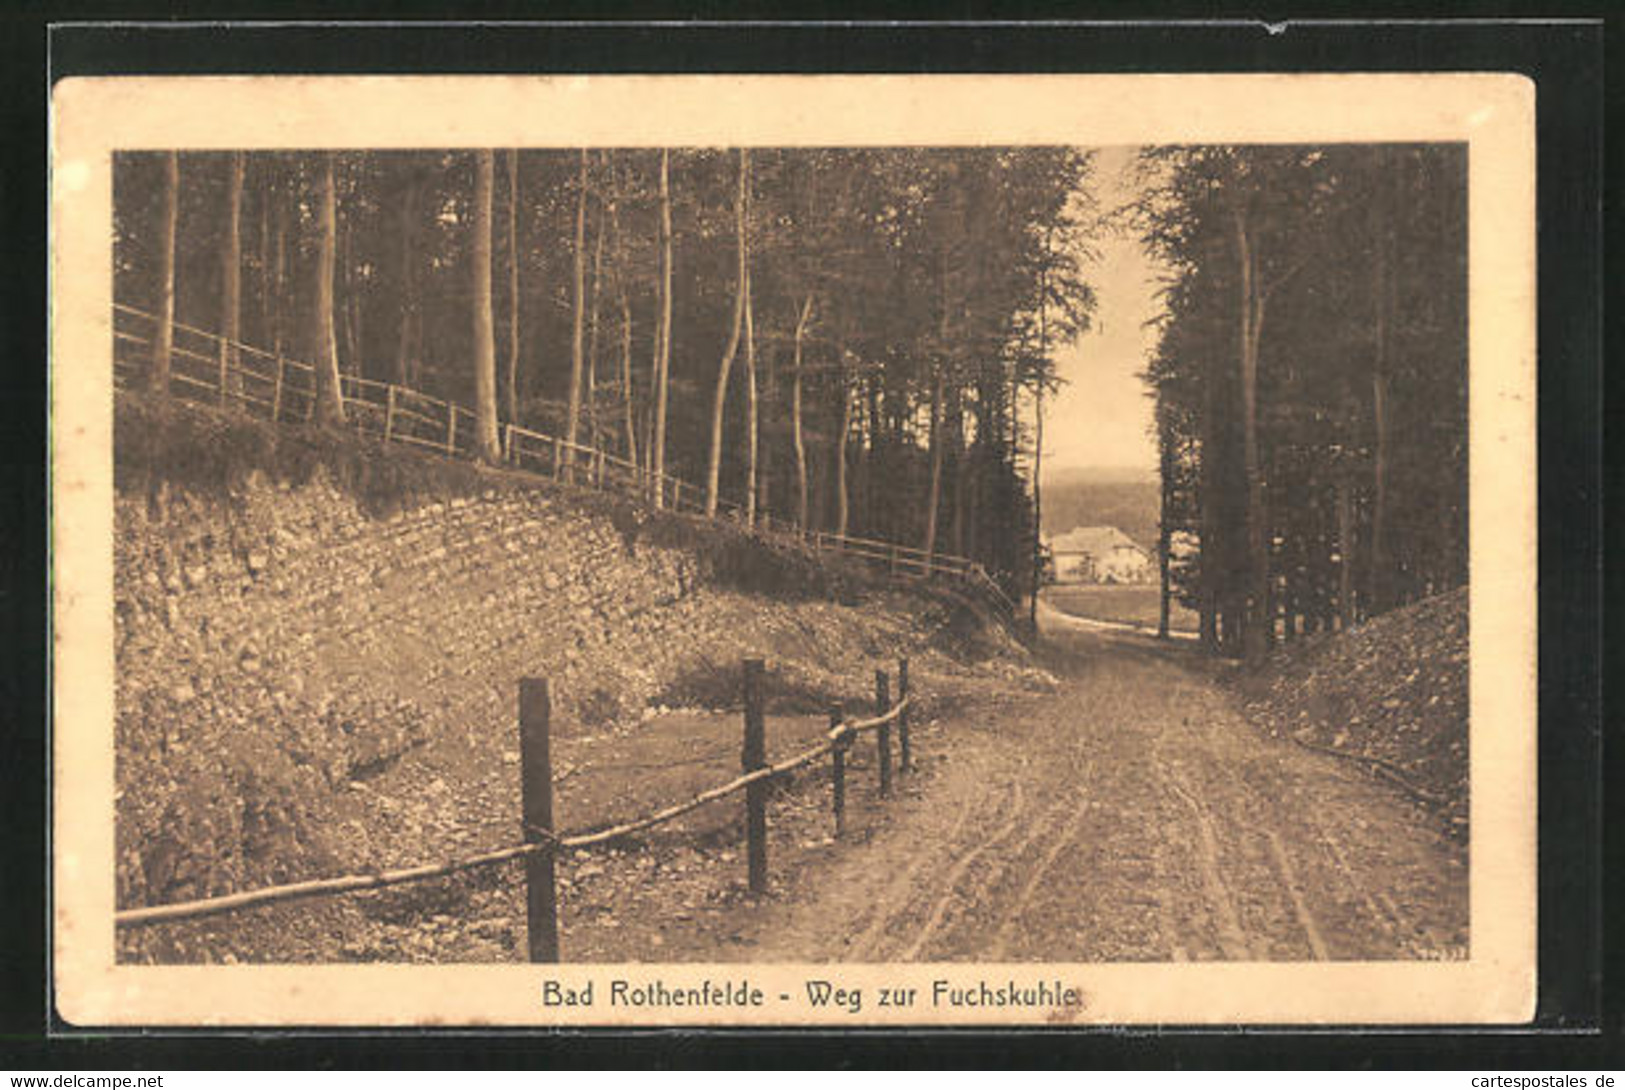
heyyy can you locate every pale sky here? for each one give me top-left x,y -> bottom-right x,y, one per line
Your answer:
1042,145 -> 1164,481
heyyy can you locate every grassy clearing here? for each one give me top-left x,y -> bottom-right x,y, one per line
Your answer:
1043,583 -> 1200,632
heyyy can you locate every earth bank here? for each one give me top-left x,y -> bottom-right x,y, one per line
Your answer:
114,395 -> 1043,963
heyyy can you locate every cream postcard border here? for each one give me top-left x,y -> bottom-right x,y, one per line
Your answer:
51,73 -> 1537,1026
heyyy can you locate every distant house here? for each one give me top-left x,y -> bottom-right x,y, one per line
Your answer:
1047,526 -> 1154,585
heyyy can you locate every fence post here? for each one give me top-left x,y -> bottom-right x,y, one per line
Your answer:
445,403 -> 457,454
899,657 -> 912,774
384,386 -> 396,445
742,657 -> 768,894
875,669 -> 892,798
519,678 -> 560,963
829,701 -> 847,838
271,351 -> 285,423
553,437 -> 563,480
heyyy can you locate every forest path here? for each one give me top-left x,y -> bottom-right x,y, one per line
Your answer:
721,603 -> 1468,963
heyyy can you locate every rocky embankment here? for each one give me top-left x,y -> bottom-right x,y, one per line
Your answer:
1237,588 -> 1469,840
112,395 -> 1042,962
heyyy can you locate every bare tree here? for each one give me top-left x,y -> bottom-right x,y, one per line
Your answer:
1232,202 -> 1265,660
586,186 -> 606,461
650,149 -> 673,506
148,151 -> 178,396
1367,149 -> 1395,616
790,294 -> 814,529
921,370 -> 946,573
704,148 -> 750,517
470,149 -> 501,461
506,149 -> 521,423
313,153 -> 347,426
564,149 -> 588,478
219,151 -> 244,403
743,259 -> 758,526
392,162 -> 421,389
607,195 -> 638,470
833,348 -> 852,538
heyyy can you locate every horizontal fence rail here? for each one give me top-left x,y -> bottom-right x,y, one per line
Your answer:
113,302 -> 1017,620
115,657 -> 919,965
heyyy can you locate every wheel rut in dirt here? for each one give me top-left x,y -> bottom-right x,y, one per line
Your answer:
728,614 -> 1467,964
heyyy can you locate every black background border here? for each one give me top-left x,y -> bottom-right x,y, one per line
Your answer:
5,9 -> 1610,1070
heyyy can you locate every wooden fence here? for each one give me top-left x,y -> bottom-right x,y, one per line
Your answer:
115,656 -> 917,963
113,303 -> 1017,621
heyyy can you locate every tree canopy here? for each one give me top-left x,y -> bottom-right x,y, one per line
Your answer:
114,146 -> 1101,597
1134,143 -> 1468,655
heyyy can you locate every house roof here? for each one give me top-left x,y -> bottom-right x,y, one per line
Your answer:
1047,526 -> 1144,558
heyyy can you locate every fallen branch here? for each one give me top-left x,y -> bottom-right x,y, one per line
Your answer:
1287,735 -> 1445,806
835,695 -> 910,738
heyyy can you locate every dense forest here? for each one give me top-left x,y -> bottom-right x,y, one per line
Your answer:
113,147 -> 1099,598
112,142 -> 1465,658
1136,144 -> 1468,656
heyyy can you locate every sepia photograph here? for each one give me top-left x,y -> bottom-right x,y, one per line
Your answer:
51,74 -> 1536,1026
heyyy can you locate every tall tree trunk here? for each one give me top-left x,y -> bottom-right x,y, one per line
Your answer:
470,149 -> 500,461
921,370 -> 946,574
313,153 -> 347,425
1197,309 -> 1220,648
757,282 -> 775,522
269,183 -> 285,342
791,294 -> 813,530
220,151 -> 244,402
1369,159 -> 1394,617
743,262 -> 758,526
586,196 -> 605,458
1030,250 -> 1051,631
965,438 -> 983,564
1233,204 -> 1268,663
650,149 -> 673,506
1336,473 -> 1355,630
618,282 -> 637,469
951,395 -> 969,558
339,217 -> 359,378
564,149 -> 588,477
606,198 -> 638,470
506,149 -> 521,423
704,148 -> 749,518
834,363 -> 852,539
865,376 -> 883,537
1029,382 -> 1044,627
256,160 -> 271,347
349,259 -> 365,381
1157,406 -> 1174,641
394,169 -> 420,389
149,150 -> 179,396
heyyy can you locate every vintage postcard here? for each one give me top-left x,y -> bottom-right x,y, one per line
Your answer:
51,73 -> 1535,1026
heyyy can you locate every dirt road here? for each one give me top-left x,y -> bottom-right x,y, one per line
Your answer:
129,598 -> 1468,966
724,602 -> 1468,963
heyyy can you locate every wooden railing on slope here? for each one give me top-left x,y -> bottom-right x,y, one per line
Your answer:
111,303 -> 1018,621
116,656 -> 918,969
